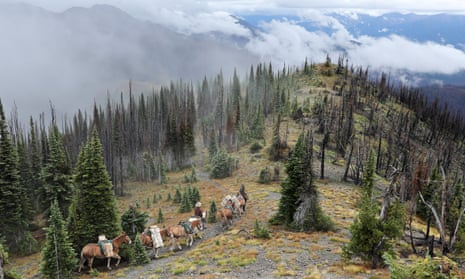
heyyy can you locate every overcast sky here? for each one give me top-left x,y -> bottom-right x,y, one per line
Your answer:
2,0 -> 465,124
5,0 -> 465,14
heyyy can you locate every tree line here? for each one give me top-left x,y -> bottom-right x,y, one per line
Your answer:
2,55 -> 465,275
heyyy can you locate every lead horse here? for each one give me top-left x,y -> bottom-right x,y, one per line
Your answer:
78,232 -> 132,272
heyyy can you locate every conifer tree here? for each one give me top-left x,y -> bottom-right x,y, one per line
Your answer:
16,136 -> 34,222
191,187 -> 201,208
343,151 -> 404,268
41,125 -> 73,218
270,131 -> 332,231
210,149 -> 233,179
190,164 -> 197,182
208,201 -> 217,223
130,233 -> 150,265
173,188 -> 182,203
0,98 -> 31,252
68,128 -> 121,251
157,208 -> 164,224
179,191 -> 191,213
270,132 -> 305,226
121,205 -> 149,239
208,129 -> 217,161
28,117 -> 44,212
40,199 -> 77,279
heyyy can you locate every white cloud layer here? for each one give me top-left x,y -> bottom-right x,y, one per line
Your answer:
2,0 -> 465,121
243,18 -> 465,75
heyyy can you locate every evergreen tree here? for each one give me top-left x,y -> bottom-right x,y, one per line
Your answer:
190,164 -> 197,182
179,191 -> 191,213
270,132 -> 306,226
121,205 -> 149,240
270,131 -> 332,231
0,98 -> 31,252
250,105 -> 265,140
41,125 -> 73,219
343,151 -> 404,268
208,129 -> 217,161
208,201 -> 217,223
294,132 -> 333,232
130,233 -> 150,265
173,188 -> 182,203
210,149 -> 233,179
157,207 -> 164,224
191,187 -> 201,208
40,199 -> 77,279
16,136 -> 34,222
269,113 -> 283,161
28,117 -> 44,212
68,128 -> 121,251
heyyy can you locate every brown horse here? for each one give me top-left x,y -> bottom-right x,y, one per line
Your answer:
188,217 -> 204,239
236,193 -> 247,213
166,224 -> 195,251
140,231 -> 153,247
219,203 -> 234,230
139,226 -> 164,258
222,195 -> 243,217
78,232 -> 132,272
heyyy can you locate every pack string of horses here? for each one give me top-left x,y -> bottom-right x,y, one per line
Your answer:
78,185 -> 248,272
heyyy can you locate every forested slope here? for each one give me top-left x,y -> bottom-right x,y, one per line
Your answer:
2,57 -> 465,278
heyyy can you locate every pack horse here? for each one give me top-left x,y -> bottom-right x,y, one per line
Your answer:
78,232 -> 132,272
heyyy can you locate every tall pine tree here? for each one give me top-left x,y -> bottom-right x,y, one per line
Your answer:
41,125 -> 73,219
270,131 -> 332,231
40,199 -> 77,279
270,132 -> 305,226
0,98 -> 31,252
68,128 -> 121,251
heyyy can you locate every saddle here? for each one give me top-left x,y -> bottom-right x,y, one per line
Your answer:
98,240 -> 113,257
179,221 -> 193,234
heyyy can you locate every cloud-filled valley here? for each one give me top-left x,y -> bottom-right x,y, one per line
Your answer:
2,2 -> 465,123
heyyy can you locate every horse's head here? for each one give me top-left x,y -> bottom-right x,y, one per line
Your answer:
120,232 -> 132,245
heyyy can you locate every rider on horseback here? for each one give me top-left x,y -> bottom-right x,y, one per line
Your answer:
194,202 -> 206,230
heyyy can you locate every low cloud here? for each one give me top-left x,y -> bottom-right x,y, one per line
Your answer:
244,13 -> 465,77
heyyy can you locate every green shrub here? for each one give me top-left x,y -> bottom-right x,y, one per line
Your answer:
249,142 -> 263,153
258,167 -> 272,184
253,220 -> 271,239
383,253 -> 460,279
210,149 -> 235,179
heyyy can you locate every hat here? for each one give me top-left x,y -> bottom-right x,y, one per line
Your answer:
195,202 -> 201,207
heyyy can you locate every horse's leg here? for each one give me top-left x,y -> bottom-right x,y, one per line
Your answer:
169,236 -> 175,252
78,255 -> 86,272
115,254 -> 122,266
177,238 -> 182,250
106,257 -> 112,270
88,257 -> 94,271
